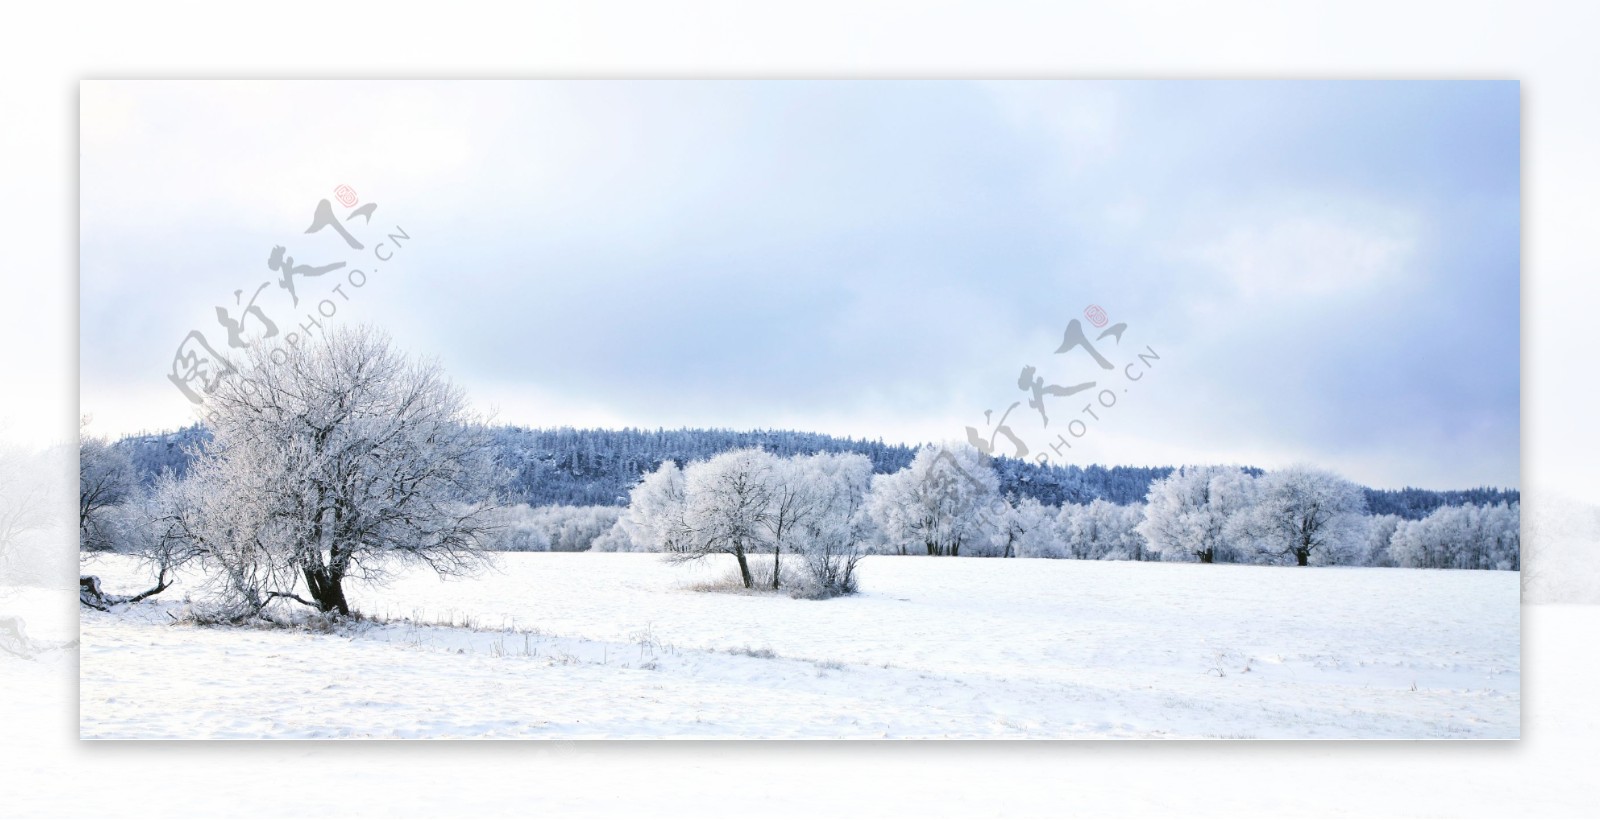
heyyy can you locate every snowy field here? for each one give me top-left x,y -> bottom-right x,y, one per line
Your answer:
78,553 -> 1520,739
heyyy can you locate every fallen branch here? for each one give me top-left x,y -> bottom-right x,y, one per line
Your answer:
80,571 -> 173,610
266,590 -> 320,609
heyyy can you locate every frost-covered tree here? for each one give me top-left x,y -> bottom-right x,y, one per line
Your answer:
1389,502 -> 1520,570
1136,465 -> 1256,563
993,496 -> 1057,559
1357,513 -> 1403,567
79,418 -> 137,550
164,326 -> 502,616
867,444 -> 1002,557
675,448 -> 778,588
617,461 -> 688,552
1063,500 -> 1148,561
1485,502 -> 1522,571
79,472 -> 198,609
761,455 -> 818,588
623,449 -> 874,592
788,452 -> 874,595
1235,466 -> 1366,567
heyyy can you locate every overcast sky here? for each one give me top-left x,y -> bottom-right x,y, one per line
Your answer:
79,80 -> 1519,490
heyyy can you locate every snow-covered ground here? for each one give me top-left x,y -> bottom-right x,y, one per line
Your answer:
78,553 -> 1519,739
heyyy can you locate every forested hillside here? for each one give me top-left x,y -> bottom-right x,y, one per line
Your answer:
113,424 -> 1517,517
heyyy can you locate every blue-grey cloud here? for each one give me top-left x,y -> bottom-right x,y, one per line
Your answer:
79,80 -> 1519,490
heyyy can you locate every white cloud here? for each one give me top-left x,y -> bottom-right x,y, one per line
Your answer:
1191,200 -> 1420,300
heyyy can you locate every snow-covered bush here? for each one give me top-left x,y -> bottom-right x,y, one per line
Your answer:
617,461 -> 689,552
787,452 -> 873,597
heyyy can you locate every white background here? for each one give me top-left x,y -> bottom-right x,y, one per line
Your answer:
3,2 -> 1597,817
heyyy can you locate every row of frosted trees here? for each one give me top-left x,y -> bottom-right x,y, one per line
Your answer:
602,446 -> 1521,574
604,448 -> 874,595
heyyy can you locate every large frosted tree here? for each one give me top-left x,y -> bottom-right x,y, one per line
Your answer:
617,461 -> 689,552
1136,465 -> 1256,563
165,326 -> 502,615
1236,466 -> 1367,567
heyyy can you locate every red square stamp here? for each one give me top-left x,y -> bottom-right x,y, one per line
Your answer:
334,184 -> 359,208
1084,304 -> 1109,328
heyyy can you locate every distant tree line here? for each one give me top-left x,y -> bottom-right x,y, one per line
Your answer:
78,328 -> 1523,624
110,425 -> 1517,519
602,448 -> 1521,571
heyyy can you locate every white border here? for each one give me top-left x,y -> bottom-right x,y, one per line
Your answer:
4,2 -> 1593,816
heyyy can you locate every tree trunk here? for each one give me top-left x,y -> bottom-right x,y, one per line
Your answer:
734,549 -> 753,588
1296,550 -> 1309,567
772,543 -> 781,590
303,566 -> 352,615
1197,549 -> 1214,564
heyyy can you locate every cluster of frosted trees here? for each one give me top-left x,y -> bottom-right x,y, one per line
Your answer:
1135,464 -> 1520,568
605,445 -> 1520,572
599,448 -> 874,596
1385,503 -> 1521,570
